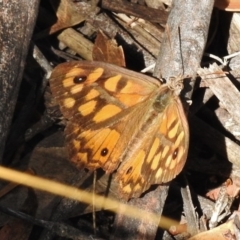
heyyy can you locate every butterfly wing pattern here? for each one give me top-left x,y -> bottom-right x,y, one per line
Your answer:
50,61 -> 189,199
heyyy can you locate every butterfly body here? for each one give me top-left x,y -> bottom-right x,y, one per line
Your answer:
50,61 -> 189,199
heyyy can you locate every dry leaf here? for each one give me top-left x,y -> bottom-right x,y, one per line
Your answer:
92,30 -> 126,67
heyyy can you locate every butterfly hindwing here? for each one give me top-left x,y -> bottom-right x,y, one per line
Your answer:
116,92 -> 189,198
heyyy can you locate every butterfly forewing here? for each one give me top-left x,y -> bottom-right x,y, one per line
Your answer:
50,61 -> 189,200
50,61 -> 159,168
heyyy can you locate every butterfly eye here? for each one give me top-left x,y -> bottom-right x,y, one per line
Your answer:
173,148 -> 179,159
73,76 -> 87,84
101,148 -> 109,156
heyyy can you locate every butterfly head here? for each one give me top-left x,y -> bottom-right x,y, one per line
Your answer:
168,76 -> 184,91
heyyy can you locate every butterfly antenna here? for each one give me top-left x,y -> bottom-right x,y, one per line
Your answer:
178,26 -> 185,77
166,25 -> 185,80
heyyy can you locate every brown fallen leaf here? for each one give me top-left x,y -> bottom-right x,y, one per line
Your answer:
92,30 -> 126,67
49,0 -> 99,34
215,0 -> 240,11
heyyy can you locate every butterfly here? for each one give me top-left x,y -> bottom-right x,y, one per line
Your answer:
50,61 -> 189,199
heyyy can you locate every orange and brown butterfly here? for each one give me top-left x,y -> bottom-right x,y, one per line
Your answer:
49,61 -> 189,199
